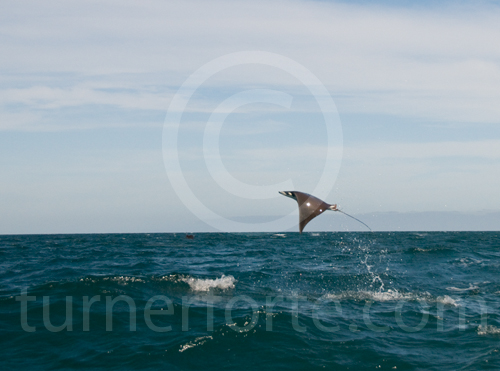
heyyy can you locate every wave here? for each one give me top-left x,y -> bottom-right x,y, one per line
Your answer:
176,274 -> 236,292
79,276 -> 146,285
446,284 -> 479,292
324,289 -> 458,306
80,273 -> 235,289
407,245 -> 455,254
179,336 -> 213,352
26,274 -> 236,296
477,325 -> 500,336
271,234 -> 286,238
453,257 -> 484,267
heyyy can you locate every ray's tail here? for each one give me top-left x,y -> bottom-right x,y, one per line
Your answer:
335,210 -> 372,231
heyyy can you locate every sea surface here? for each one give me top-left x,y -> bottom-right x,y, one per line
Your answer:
1,232 -> 499,370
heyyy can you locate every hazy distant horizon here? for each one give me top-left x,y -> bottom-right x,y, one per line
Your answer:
2,210 -> 499,235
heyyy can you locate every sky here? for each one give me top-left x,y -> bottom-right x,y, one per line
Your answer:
1,0 -> 500,233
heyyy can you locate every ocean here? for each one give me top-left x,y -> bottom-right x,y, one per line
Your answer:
1,232 -> 499,370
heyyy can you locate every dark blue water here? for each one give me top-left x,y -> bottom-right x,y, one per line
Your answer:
1,232 -> 499,370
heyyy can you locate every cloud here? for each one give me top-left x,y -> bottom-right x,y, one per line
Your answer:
1,0 -> 500,130
345,140 -> 500,160
0,85 -> 168,110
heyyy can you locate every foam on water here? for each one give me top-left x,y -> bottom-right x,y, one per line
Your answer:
446,283 -> 479,292
271,234 -> 286,238
458,257 -> 483,266
181,274 -> 236,292
477,325 -> 500,336
179,336 -> 213,352
435,295 -> 459,306
325,289 -> 459,306
79,276 -> 145,284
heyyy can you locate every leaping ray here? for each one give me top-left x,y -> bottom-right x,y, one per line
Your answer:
279,191 -> 372,233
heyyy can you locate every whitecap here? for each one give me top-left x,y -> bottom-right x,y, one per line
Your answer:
457,257 -> 483,266
324,290 -> 458,306
179,336 -> 213,352
477,325 -> 500,336
108,276 -> 145,284
182,274 -> 236,292
446,284 -> 479,292
412,247 -> 432,252
325,289 -> 414,302
435,295 -> 458,306
79,276 -> 144,284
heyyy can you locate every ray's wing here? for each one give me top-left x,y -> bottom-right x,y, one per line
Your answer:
294,192 -> 331,233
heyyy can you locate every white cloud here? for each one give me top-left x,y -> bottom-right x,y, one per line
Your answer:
1,0 -> 500,128
0,85 -> 168,110
346,140 -> 500,160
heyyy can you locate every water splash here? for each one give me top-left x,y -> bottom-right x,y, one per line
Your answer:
181,274 -> 236,292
